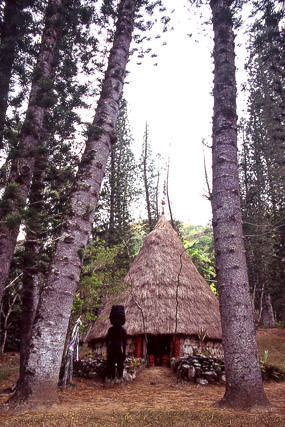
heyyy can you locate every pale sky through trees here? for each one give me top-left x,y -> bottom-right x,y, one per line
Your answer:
0,0 -> 248,227
124,0 -> 248,225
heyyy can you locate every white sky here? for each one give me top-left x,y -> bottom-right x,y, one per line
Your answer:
2,1 -> 250,228
124,0 -> 249,225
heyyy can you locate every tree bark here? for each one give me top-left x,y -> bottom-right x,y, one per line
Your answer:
108,144 -> 116,245
0,291 -> 19,354
281,284 -> 285,329
143,123 -> 153,231
0,0 -> 25,148
0,0 -> 63,304
166,156 -> 174,228
19,154 -> 46,378
210,0 -> 273,411
7,0 -> 137,411
262,294 -> 275,328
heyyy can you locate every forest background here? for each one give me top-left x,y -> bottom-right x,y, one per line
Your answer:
0,0 -> 284,411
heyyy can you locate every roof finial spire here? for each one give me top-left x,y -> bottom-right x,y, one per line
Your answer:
161,199 -> 166,215
161,181 -> 166,215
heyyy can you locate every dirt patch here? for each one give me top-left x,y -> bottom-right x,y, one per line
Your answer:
0,366 -> 285,426
0,328 -> 285,425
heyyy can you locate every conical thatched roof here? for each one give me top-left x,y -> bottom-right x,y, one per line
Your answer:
86,215 -> 222,342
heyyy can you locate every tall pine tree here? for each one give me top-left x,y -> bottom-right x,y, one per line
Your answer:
210,0 -> 272,410
140,123 -> 160,231
0,0 -> 65,303
240,0 -> 285,326
7,0 -> 138,411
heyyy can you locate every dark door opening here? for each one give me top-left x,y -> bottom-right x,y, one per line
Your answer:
147,334 -> 171,357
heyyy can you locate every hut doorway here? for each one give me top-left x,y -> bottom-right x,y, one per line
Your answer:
147,334 -> 171,366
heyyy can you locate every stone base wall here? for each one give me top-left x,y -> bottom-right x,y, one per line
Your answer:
180,336 -> 224,359
73,356 -> 145,383
171,354 -> 226,385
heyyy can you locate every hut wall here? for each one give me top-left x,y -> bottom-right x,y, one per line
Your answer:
90,337 -> 135,357
90,339 -> 106,356
181,336 -> 223,358
90,335 -> 223,359
127,337 -> 136,355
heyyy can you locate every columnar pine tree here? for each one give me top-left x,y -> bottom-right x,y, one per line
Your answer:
210,0 -> 273,411
0,0 -> 23,148
0,0 -> 65,303
140,123 -> 159,231
107,97 -> 138,246
18,1 -> 98,377
19,155 -> 43,378
239,1 -> 285,326
0,0 -> 41,149
7,0 -> 138,411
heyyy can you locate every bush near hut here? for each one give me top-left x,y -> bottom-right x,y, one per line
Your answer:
260,363 -> 285,382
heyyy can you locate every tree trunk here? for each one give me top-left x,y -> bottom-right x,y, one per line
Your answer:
278,224 -> 285,328
210,0 -> 273,411
166,156 -> 175,229
0,292 -> 19,354
8,0 -> 136,411
262,294 -> 275,328
282,285 -> 285,328
108,144 -> 116,245
0,0 -> 24,148
19,272 -> 40,377
143,123 -> 153,231
155,168 -> 160,219
0,0 -> 63,304
244,238 -> 259,326
19,153 -> 46,378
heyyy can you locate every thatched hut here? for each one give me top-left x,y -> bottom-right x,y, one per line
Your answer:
86,215 -> 223,362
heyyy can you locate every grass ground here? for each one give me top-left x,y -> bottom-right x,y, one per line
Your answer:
0,328 -> 284,426
257,328 -> 285,369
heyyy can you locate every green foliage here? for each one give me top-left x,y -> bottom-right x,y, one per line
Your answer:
239,3 -> 285,323
210,283 -> 218,297
4,214 -> 22,231
4,183 -> 20,200
0,0 -> 46,150
139,123 -> 163,232
88,124 -> 104,139
0,0 -> 174,355
128,221 -> 148,258
262,350 -> 269,364
38,77 -> 54,92
77,247 -> 85,260
181,224 -> 207,241
182,224 -> 216,290
94,96 -> 140,250
260,362 -> 285,381
71,239 -> 129,332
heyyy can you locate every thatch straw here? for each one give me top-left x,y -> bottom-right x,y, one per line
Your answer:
86,215 -> 222,342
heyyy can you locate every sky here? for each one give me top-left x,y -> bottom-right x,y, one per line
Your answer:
124,0 -> 248,225
1,0 -> 249,227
